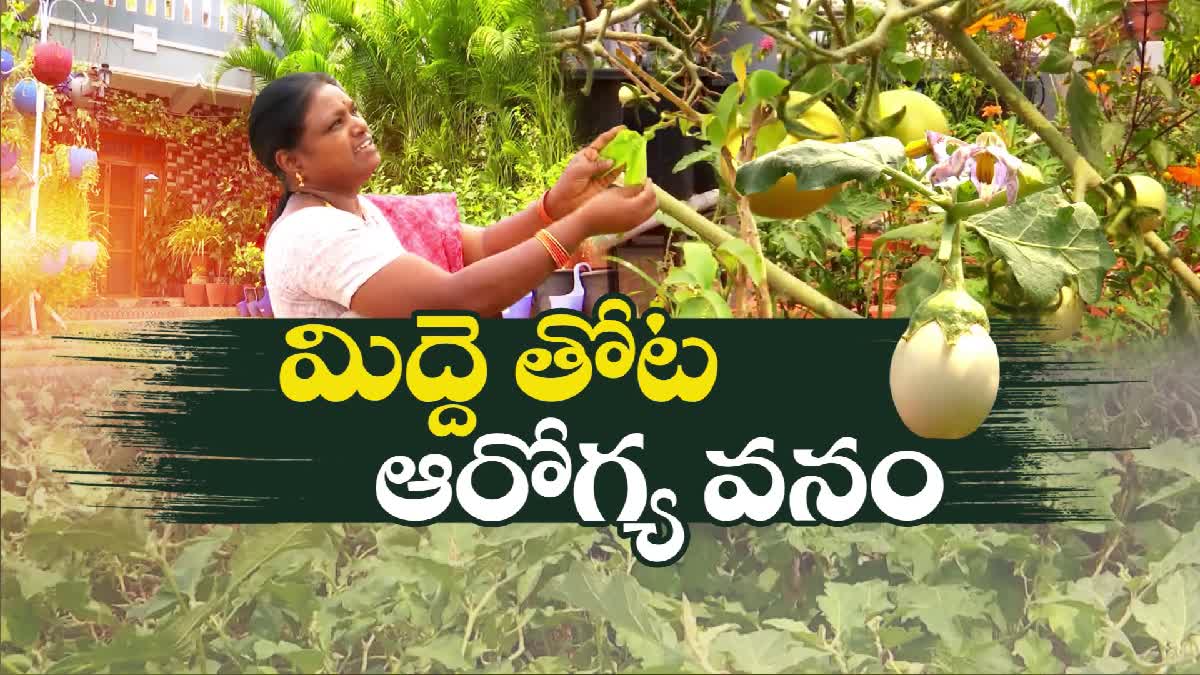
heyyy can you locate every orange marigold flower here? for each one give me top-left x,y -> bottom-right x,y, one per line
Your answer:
1009,15 -> 1028,39
981,104 -> 1003,118
1166,155 -> 1200,187
966,13 -> 1012,35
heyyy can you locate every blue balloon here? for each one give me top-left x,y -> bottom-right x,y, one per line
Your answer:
13,79 -> 39,116
69,147 -> 97,178
0,50 -> 13,80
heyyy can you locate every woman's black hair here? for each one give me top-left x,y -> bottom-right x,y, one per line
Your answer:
248,71 -> 340,224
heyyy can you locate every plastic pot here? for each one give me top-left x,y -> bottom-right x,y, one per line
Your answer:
502,291 -> 534,319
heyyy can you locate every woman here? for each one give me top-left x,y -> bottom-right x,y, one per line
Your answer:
247,72 -> 660,319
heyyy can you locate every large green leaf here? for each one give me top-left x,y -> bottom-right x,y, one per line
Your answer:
893,583 -> 994,652
817,580 -> 893,639
716,239 -> 766,284
1013,630 -> 1064,673
966,192 -> 1116,305
710,629 -> 828,673
681,241 -> 719,289
545,561 -> 683,667
894,257 -> 943,317
1132,567 -> 1200,649
734,137 -> 906,197
1067,74 -> 1109,176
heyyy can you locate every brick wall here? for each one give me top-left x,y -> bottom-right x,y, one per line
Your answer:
160,100 -> 280,216
48,89 -> 281,241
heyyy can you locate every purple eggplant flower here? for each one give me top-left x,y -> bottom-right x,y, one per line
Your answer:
923,130 -> 1024,205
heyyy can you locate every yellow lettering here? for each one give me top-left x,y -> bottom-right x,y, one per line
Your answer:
515,313 -> 594,402
635,310 -> 719,402
590,296 -> 638,380
406,315 -> 488,403
280,324 -> 370,402
428,403 -> 477,437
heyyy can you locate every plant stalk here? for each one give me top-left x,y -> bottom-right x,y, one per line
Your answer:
653,186 -> 862,318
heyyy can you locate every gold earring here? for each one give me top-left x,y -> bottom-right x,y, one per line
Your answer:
295,172 -> 305,188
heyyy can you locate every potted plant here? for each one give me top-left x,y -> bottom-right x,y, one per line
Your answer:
165,213 -> 223,306
229,241 -> 264,311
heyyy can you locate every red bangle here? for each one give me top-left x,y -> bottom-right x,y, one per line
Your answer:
538,190 -> 555,225
535,229 -> 571,268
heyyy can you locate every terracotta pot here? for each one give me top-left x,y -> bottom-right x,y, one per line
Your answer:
1120,0 -> 1169,41
205,282 -> 224,307
183,282 -> 207,306
223,283 -> 242,306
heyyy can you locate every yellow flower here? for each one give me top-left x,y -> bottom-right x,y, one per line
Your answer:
951,73 -> 963,83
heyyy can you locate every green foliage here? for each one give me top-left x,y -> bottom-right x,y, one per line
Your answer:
1,342 -> 1197,673
220,0 -> 577,195
229,242 -> 265,286
366,114 -> 570,226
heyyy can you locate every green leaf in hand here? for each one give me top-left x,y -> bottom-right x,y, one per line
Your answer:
599,129 -> 649,186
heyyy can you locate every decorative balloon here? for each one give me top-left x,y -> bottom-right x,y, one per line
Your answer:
68,147 -> 98,178
32,42 -> 73,86
68,241 -> 101,270
0,144 -> 17,173
13,78 -> 39,116
0,49 -> 13,81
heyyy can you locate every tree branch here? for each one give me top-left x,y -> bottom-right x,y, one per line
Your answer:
545,0 -> 659,42
653,186 -> 862,319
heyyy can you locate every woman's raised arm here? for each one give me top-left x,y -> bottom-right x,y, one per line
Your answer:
351,180 -> 658,318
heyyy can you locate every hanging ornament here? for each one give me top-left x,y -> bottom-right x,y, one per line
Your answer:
68,72 -> 93,106
1,144 -> 18,172
68,147 -> 98,178
0,49 -> 14,81
13,78 -> 39,116
32,42 -> 73,86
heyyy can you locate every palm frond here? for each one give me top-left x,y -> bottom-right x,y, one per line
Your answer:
213,44 -> 281,87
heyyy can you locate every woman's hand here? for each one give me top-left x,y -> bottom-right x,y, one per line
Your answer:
544,126 -> 627,219
578,179 -> 659,236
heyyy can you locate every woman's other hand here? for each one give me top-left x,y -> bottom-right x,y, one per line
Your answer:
544,126 -> 626,219
579,180 -> 659,236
